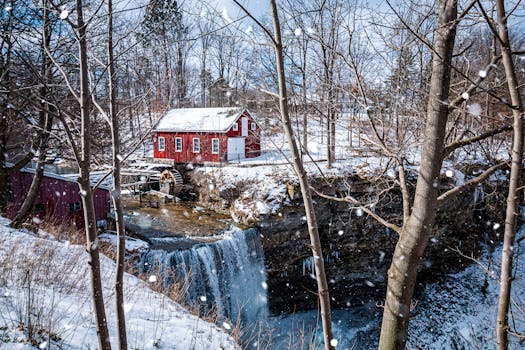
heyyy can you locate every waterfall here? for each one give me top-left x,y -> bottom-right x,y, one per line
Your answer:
473,184 -> 484,208
139,227 -> 268,325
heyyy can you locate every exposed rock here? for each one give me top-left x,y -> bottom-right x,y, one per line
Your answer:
190,168 -> 507,315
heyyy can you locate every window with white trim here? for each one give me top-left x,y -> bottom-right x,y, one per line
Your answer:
158,137 -> 165,151
251,122 -> 257,131
175,137 -> 182,152
193,138 -> 200,153
212,138 -> 219,154
232,123 -> 238,131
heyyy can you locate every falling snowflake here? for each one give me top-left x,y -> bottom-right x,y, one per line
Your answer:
445,170 -> 454,178
39,341 -> 48,349
294,28 -> 302,36
307,27 -> 314,34
222,321 -> 232,330
355,208 -> 363,217
330,339 -> 338,347
59,9 -> 69,20
261,281 -> 268,290
5,6 -> 12,11
148,275 -> 157,283
32,216 -> 42,224
124,304 -> 132,312
337,230 -> 344,236
461,92 -> 469,100
200,295 -> 207,302
493,223 -> 501,230
479,70 -> 487,78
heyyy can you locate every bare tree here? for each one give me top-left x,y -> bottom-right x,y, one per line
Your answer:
10,0 -> 54,228
74,0 -> 112,348
108,0 -> 127,348
378,0 -> 460,347
493,0 -> 524,347
233,1 -> 335,348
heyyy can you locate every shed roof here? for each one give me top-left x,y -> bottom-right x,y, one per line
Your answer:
7,162 -> 112,191
155,107 -> 245,133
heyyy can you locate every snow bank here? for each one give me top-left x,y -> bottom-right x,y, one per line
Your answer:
0,216 -> 239,350
408,218 -> 525,349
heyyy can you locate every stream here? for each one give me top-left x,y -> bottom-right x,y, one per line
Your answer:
126,198 -> 525,349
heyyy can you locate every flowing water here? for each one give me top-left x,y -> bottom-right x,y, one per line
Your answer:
139,227 -> 269,325
130,196 -> 525,349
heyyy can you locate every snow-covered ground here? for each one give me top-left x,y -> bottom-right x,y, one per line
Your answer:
0,216 -> 239,350
407,221 -> 525,349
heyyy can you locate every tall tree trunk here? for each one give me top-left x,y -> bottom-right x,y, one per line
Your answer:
108,1 -> 128,348
0,0 -> 14,215
162,35 -> 172,109
11,1 -> 54,228
176,43 -> 185,107
269,1 -> 335,349
10,115 -> 52,228
76,1 -> 112,349
378,1 -> 458,348
495,0 -> 524,347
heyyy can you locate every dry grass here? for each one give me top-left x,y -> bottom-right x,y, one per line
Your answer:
0,230 -> 87,347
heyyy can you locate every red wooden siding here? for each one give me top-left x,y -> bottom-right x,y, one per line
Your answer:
7,170 -> 110,228
153,110 -> 261,163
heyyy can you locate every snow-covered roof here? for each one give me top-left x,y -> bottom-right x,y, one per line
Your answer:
7,162 -> 112,191
155,107 -> 245,133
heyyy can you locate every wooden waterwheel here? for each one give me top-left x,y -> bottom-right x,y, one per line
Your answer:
159,170 -> 183,195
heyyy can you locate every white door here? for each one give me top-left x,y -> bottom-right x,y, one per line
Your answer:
227,138 -> 245,161
241,117 -> 248,136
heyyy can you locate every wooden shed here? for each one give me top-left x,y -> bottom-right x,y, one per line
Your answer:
7,167 -> 111,228
152,107 -> 261,164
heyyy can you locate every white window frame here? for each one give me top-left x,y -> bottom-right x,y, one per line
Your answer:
175,137 -> 182,152
158,137 -> 165,151
192,138 -> 200,153
251,122 -> 257,131
232,123 -> 238,131
211,138 -> 220,154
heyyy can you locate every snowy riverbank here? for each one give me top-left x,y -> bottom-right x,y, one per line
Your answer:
0,216 -> 239,350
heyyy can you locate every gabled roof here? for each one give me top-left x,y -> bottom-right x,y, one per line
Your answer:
155,107 -> 246,133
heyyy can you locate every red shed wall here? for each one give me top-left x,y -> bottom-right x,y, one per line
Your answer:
154,132 -> 228,164
224,111 -> 261,158
7,171 -> 110,228
153,110 -> 261,162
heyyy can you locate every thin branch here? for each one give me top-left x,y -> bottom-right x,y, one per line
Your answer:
311,187 -> 402,234
448,54 -> 502,108
232,0 -> 277,47
436,162 -> 506,206
443,124 -> 512,159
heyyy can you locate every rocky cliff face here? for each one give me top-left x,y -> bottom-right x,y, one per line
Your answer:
191,169 -> 507,315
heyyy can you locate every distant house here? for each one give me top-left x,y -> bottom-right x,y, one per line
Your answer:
7,167 -> 111,229
153,107 -> 261,164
